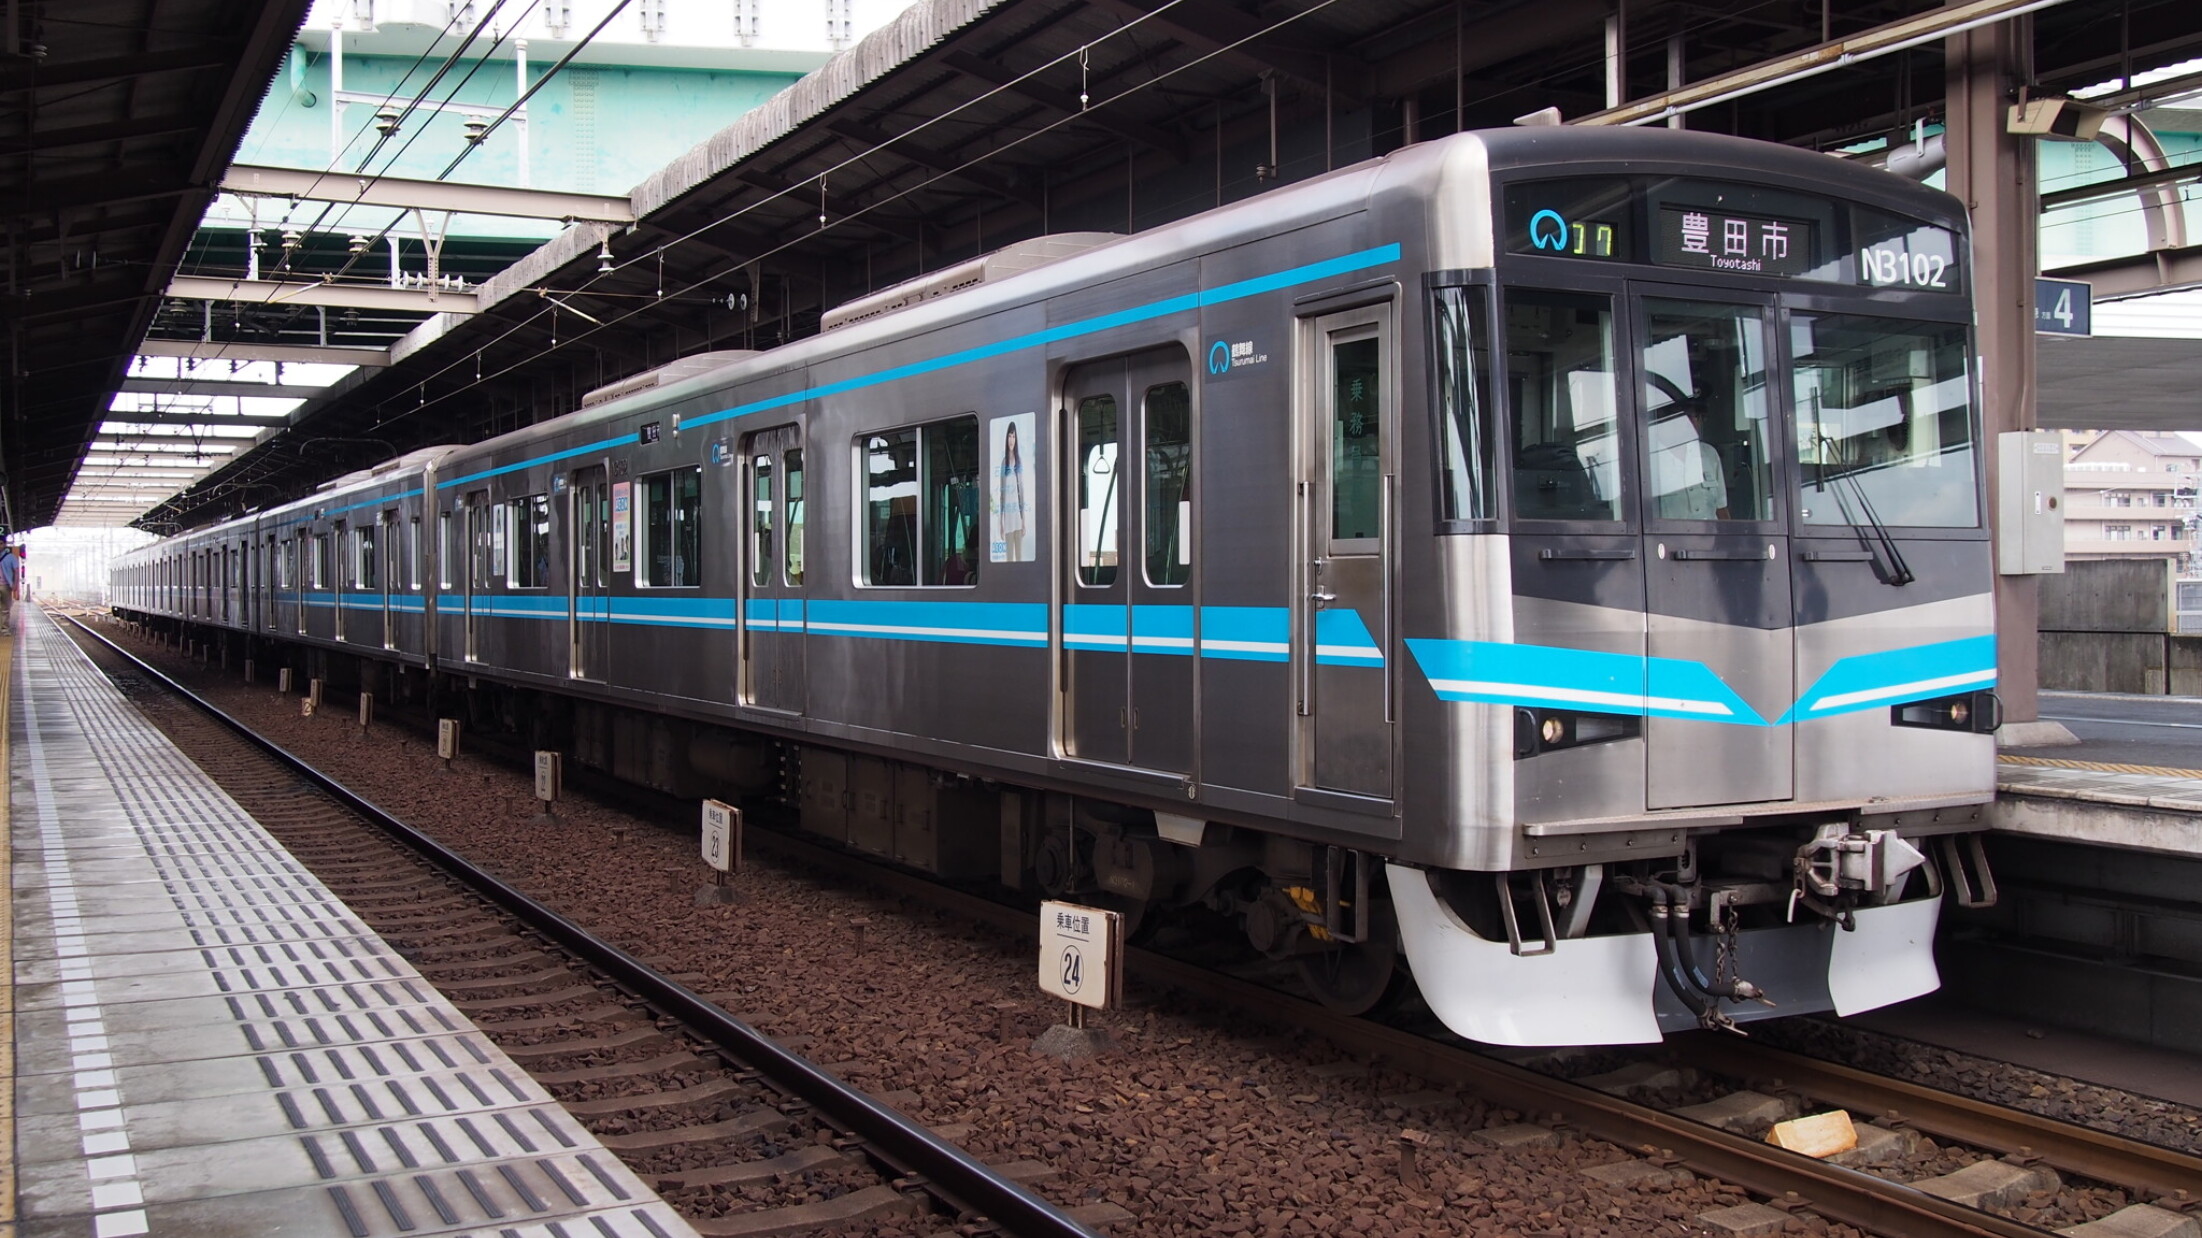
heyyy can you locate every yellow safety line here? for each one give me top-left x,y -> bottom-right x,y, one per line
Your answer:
1999,754 -> 2202,780
1,615 -> 16,1238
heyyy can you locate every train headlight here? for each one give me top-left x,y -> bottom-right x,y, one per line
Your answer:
1891,690 -> 2002,734
1514,708 -> 1641,759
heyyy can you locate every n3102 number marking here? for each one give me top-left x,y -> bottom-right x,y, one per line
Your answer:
1860,246 -> 1949,289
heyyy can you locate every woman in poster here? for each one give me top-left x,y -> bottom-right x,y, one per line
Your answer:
996,421 -> 1028,562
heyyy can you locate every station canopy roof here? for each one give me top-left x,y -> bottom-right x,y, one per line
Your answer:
48,0 -> 2202,533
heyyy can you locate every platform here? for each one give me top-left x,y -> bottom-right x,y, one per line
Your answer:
8,611 -> 699,1238
1995,690 -> 2202,856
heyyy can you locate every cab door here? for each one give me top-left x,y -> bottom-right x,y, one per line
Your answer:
740,427 -> 805,712
1297,306 -> 1397,805
1632,288 -> 1793,807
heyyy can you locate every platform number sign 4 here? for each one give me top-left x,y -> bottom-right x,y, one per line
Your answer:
2035,277 -> 2092,337
1038,900 -> 1122,1011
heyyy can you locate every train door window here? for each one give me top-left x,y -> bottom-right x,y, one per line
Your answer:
468,493 -> 495,589
638,468 -> 701,587
921,417 -> 980,586
1075,396 -> 1119,586
577,487 -> 601,587
510,494 -> 551,588
313,533 -> 333,590
407,517 -> 422,590
1330,339 -> 1383,545
1790,313 -> 1978,528
1143,382 -> 1192,586
354,522 -> 379,590
861,429 -> 917,586
785,449 -> 805,586
1507,290 -> 1623,522
439,512 -> 456,588
750,453 -> 774,587
1641,299 -> 1775,523
1433,287 -> 1497,524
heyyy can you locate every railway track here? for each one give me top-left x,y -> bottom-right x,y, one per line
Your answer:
678,804 -> 2202,1238
61,614 -> 1106,1238
84,610 -> 2202,1238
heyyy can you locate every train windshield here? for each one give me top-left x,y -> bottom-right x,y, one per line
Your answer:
1791,313 -> 1977,528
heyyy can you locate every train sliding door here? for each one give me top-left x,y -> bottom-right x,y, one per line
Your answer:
740,427 -> 805,712
569,465 -> 610,680
1632,288 -> 1793,807
1061,349 -> 1195,775
1296,306 -> 1396,806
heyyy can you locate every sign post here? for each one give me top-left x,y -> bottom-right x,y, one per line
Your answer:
436,719 -> 460,772
532,751 -> 562,823
1033,900 -> 1122,1059
695,799 -> 744,905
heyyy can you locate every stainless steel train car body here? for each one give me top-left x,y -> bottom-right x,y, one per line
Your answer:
114,128 -> 1998,1046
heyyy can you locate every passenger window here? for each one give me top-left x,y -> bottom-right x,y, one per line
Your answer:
1330,338 -> 1382,541
1641,298 -> 1774,523
785,449 -> 805,587
1792,313 -> 1978,529
509,494 -> 551,588
1143,382 -> 1191,586
751,454 -> 774,587
1507,290 -> 1623,522
860,417 -> 980,587
639,468 -> 702,587
1434,287 -> 1497,522
1075,395 -> 1118,587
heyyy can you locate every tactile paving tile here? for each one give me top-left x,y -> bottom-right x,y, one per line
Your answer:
12,613 -> 698,1238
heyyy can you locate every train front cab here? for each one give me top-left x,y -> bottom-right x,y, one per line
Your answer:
1391,132 -> 2000,1046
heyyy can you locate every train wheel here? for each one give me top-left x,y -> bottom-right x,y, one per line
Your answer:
1295,900 -> 1405,1016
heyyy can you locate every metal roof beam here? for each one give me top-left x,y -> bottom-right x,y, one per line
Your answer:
1077,0 -> 1365,104
824,119 -> 1046,206
135,338 -> 391,367
2047,243 -> 2202,301
938,51 -> 1188,161
165,276 -> 480,315
116,379 -> 321,403
221,164 -> 637,224
1574,0 -> 2079,127
0,42 -> 239,91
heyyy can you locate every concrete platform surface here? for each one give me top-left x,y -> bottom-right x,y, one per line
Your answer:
10,612 -> 699,1238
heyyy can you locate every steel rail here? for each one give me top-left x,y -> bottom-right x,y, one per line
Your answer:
726,827 -> 2076,1238
65,616 -> 1099,1238
1671,1035 -> 2202,1201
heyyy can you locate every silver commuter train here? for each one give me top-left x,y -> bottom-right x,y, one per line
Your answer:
114,126 -> 2002,1046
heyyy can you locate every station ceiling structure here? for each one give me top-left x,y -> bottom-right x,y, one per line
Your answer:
1,0 -> 315,531
18,0 -> 2202,533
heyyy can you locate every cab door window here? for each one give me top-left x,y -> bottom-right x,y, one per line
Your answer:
1640,298 -> 1775,523
1506,290 -> 1623,522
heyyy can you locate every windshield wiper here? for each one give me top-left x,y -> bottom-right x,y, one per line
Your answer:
1815,434 -> 1915,586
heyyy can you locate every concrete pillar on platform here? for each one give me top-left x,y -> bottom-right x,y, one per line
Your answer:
1944,11 -> 2068,744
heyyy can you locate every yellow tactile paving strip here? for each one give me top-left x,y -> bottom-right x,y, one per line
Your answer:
2,614 -> 16,1238
1999,754 -> 2202,780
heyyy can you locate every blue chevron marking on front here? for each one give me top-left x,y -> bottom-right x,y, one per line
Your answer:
1781,634 -> 1997,724
1404,638 -> 1767,725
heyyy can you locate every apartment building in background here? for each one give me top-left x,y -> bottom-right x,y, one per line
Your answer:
2062,430 -> 2201,564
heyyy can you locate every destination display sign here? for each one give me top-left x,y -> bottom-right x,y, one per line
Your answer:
1650,205 -> 1817,277
1503,177 -> 1964,294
